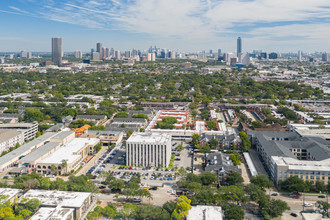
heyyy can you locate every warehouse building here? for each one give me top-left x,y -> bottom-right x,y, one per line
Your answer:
126,132 -> 171,167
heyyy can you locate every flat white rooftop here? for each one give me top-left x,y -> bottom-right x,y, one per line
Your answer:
0,188 -> 20,202
272,156 -> 330,171
187,205 -> 223,220
127,132 -> 171,144
40,138 -> 98,164
23,190 -> 91,208
30,207 -> 74,220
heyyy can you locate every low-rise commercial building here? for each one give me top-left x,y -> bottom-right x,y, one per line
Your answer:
81,130 -> 124,146
36,137 -> 99,175
0,188 -> 21,203
249,131 -> 330,185
0,132 -> 58,172
24,190 -> 93,219
126,132 -> 171,167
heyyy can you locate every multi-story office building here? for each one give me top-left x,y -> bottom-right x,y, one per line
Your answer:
20,50 -> 27,58
147,53 -> 156,61
96,42 -> 102,60
51,37 -> 62,66
298,50 -> 302,61
237,37 -> 242,57
238,52 -> 250,65
322,52 -> 328,62
269,52 -> 278,59
0,130 -> 24,154
105,48 -> 110,58
0,122 -> 38,141
126,132 -> 171,167
115,50 -> 121,60
92,52 -> 100,61
248,131 -> 330,186
74,50 -> 82,59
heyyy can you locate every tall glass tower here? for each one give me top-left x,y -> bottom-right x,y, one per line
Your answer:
52,37 -> 62,66
237,37 -> 242,57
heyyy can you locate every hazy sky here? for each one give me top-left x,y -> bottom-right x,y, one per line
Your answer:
1,0 -> 330,53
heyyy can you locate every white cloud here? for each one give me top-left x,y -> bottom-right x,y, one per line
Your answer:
3,0 -> 330,51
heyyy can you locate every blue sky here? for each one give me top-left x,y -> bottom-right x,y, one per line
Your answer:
1,0 -> 330,53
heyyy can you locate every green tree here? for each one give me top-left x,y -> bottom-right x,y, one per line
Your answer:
239,132 -> 251,152
316,201 -> 330,216
172,196 -> 192,220
206,121 -> 217,130
315,180 -> 326,192
252,120 -> 263,128
176,144 -> 184,152
201,172 -> 218,185
126,130 -> 134,138
37,177 -> 51,189
210,138 -> 219,148
226,171 -> 244,186
280,176 -> 309,192
224,204 -> 244,220
0,207 -> 15,219
199,143 -> 211,153
115,112 -> 129,118
192,134 -> 199,147
270,199 -> 290,218
24,108 -> 44,122
133,113 -> 148,120
251,175 -> 273,189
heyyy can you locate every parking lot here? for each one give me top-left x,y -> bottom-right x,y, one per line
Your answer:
85,141 -> 193,187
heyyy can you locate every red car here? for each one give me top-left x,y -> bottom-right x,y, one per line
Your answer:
293,195 -> 300,199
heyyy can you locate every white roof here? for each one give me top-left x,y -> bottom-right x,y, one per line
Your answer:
0,188 -> 20,202
40,138 -> 99,164
187,205 -> 223,220
127,132 -> 171,144
23,190 -> 91,208
272,156 -> 330,171
30,207 -> 74,220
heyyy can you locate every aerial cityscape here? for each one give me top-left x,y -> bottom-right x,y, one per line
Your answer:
0,1 -> 330,220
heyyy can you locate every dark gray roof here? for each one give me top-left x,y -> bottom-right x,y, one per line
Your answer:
248,131 -> 330,161
205,152 -> 241,173
0,113 -> 22,118
201,133 -> 236,143
112,118 -> 147,123
76,115 -> 107,120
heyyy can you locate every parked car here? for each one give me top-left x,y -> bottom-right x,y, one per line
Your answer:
318,195 -> 326,198
304,203 -> 313,207
133,198 -> 141,202
290,213 -> 298,217
271,193 -> 278,196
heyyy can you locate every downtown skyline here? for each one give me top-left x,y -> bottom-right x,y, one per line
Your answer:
1,0 -> 330,52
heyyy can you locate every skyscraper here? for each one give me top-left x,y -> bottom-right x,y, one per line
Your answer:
74,50 -> 82,59
52,37 -> 62,66
298,50 -> 302,61
322,52 -> 329,62
237,37 -> 242,57
96,43 -> 102,60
